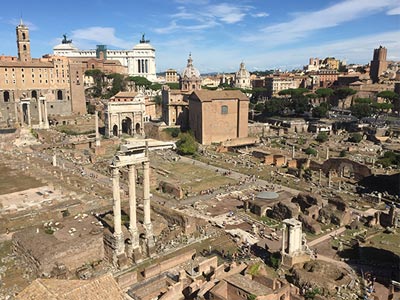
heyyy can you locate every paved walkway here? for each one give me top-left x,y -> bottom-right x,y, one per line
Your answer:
308,226 -> 346,247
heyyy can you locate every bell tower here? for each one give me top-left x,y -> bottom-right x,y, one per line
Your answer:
16,19 -> 31,62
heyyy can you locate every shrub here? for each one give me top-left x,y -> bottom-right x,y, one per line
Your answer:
315,132 -> 328,143
348,132 -> 362,143
176,132 -> 198,155
305,147 -> 317,156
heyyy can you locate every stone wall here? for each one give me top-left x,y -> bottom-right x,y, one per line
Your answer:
143,249 -> 196,279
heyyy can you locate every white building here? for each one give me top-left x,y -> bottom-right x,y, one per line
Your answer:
53,35 -> 157,81
234,62 -> 251,89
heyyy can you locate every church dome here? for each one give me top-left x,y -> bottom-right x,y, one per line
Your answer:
181,54 -> 201,78
236,62 -> 250,78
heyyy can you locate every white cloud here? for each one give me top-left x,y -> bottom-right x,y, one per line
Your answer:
71,27 -> 132,49
154,2 -> 253,34
387,6 -> 400,15
207,3 -> 248,24
252,12 -> 269,18
243,0 -> 398,44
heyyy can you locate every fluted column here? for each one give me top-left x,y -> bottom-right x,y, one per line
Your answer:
112,167 -> 124,255
128,165 -> 139,249
143,161 -> 154,247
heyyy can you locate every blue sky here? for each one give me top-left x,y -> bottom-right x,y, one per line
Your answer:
0,0 -> 399,73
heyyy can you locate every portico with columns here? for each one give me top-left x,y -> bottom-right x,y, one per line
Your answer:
109,142 -> 154,267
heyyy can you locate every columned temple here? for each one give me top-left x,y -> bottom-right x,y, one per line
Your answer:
109,142 -> 155,266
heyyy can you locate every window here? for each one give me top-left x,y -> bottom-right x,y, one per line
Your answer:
221,105 -> 228,114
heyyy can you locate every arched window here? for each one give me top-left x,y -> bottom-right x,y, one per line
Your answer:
22,32 -> 26,40
31,90 -> 37,99
221,105 -> 228,114
4,91 -> 10,102
23,45 -> 27,51
57,90 -> 63,100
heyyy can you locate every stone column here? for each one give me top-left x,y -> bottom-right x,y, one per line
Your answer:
52,154 -> 57,167
43,99 -> 49,129
281,225 -> 286,254
128,164 -> 139,249
112,167 -> 124,255
326,147 -> 329,160
328,171 -> 332,188
142,161 -> 154,248
37,97 -> 43,128
95,112 -> 100,147
292,145 -> 295,159
27,103 -> 31,127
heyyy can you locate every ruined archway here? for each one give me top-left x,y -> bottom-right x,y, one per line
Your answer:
135,122 -> 141,134
113,124 -> 118,136
122,117 -> 132,135
31,90 -> 37,99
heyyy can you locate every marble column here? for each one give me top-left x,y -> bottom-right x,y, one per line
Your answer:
43,99 -> 49,129
292,145 -> 295,159
37,97 -> 43,128
112,167 -> 124,255
95,112 -> 100,147
27,103 -> 31,127
326,147 -> 329,160
281,225 -> 286,254
128,165 -> 139,249
142,161 -> 154,247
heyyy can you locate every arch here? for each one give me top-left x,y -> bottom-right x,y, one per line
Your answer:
4,91 -> 10,102
121,117 -> 132,135
22,32 -> 26,40
57,90 -> 63,100
112,124 -> 118,136
23,45 -> 27,51
31,90 -> 37,99
135,122 -> 141,134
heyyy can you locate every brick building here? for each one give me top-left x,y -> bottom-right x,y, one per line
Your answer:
370,46 -> 388,83
0,21 -> 86,127
188,90 -> 249,145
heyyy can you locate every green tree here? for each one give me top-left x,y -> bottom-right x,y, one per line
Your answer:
334,87 -> 356,108
371,102 -> 393,115
176,132 -> 198,155
305,147 -> 317,156
107,73 -> 125,97
348,132 -> 362,143
149,83 -> 162,91
377,91 -> 399,104
254,102 -> 265,112
264,98 -> 288,116
352,97 -> 372,117
290,95 -> 311,114
315,88 -> 333,103
268,252 -> 281,269
126,76 -> 152,89
166,82 -> 180,90
153,94 -> 162,105
316,132 -> 328,143
85,69 -> 105,97
312,103 -> 328,118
